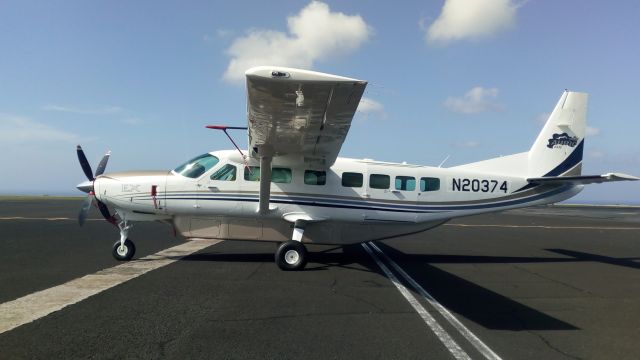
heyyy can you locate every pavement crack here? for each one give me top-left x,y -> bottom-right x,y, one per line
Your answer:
512,311 -> 583,360
526,330 -> 584,360
513,264 -> 594,296
244,262 -> 263,280
336,291 -> 385,312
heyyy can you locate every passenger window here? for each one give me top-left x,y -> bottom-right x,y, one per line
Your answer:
244,166 -> 260,181
304,170 -> 326,185
369,174 -> 390,189
420,177 -> 440,192
395,176 -> 416,191
244,166 -> 291,183
210,164 -> 236,181
272,168 -> 292,183
342,172 -> 363,187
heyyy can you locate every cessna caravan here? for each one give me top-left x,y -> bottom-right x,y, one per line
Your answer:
75,66 -> 638,270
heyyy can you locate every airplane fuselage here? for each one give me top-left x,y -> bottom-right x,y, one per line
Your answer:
93,149 -> 581,245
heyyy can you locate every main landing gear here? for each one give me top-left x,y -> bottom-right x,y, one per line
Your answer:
275,220 -> 308,271
276,241 -> 307,270
112,221 -> 136,261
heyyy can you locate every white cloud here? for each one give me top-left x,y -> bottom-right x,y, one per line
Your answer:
355,97 -> 386,121
586,126 -> 601,136
223,1 -> 371,83
216,29 -> 233,38
357,97 -> 384,114
0,114 -> 79,144
121,117 -> 143,125
426,0 -> 518,44
454,140 -> 481,148
588,149 -> 606,160
444,87 -> 502,114
204,29 -> 234,42
43,104 -> 124,115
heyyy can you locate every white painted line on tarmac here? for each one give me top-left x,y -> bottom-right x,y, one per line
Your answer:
0,239 -> 221,334
367,242 -> 502,360
361,242 -> 471,360
445,223 -> 640,230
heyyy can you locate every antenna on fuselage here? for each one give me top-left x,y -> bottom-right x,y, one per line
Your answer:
438,155 -> 450,168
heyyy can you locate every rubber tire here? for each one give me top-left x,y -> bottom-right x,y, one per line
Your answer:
275,240 -> 307,271
112,239 -> 136,261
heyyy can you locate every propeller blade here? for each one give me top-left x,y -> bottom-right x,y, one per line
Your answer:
96,200 -> 116,225
78,195 -> 93,226
94,151 -> 111,177
76,145 -> 94,181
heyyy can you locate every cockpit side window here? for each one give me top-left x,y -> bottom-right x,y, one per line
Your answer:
210,164 -> 237,181
173,154 -> 219,179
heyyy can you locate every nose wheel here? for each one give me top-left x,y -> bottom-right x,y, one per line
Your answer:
112,239 -> 136,261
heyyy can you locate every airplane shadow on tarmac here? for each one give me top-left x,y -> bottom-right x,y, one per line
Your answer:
170,241 -> 640,331
546,248 -> 640,270
180,243 -> 375,273
373,242 -> 580,331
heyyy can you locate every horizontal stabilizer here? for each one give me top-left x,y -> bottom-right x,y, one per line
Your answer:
527,173 -> 639,185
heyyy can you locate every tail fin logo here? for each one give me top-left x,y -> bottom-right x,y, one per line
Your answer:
547,133 -> 579,149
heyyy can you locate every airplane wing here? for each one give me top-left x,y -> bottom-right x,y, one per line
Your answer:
527,173 -> 639,185
245,66 -> 367,168
245,66 -> 367,214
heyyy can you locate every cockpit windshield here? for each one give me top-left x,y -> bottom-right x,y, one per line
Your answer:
173,153 -> 219,178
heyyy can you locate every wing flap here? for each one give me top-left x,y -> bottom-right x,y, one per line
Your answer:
527,173 -> 639,185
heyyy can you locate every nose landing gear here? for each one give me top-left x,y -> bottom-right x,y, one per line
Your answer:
112,221 -> 136,261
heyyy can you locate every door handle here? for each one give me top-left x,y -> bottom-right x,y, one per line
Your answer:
208,186 -> 220,192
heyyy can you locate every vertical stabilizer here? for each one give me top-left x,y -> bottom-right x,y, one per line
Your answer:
528,91 -> 588,177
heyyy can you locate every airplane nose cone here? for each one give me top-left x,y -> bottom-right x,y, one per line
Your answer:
76,180 -> 93,194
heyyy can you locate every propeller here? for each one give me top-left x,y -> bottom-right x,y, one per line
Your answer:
76,145 -> 116,226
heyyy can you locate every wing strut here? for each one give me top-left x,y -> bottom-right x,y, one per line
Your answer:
206,125 -> 253,174
258,156 -> 272,215
206,125 -> 248,157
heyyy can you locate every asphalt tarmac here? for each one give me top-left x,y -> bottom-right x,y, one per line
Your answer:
1,198 -> 639,359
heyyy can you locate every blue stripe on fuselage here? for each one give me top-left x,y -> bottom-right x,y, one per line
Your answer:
156,185 -> 572,213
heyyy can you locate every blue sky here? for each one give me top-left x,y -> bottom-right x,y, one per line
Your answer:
0,0 -> 638,203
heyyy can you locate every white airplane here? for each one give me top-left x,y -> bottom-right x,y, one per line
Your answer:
76,66 -> 638,270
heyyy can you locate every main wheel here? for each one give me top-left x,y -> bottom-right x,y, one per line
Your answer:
275,240 -> 308,271
112,239 -> 136,261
